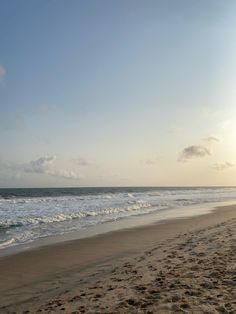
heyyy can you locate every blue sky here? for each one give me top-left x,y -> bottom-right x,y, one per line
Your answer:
1,0 -> 236,187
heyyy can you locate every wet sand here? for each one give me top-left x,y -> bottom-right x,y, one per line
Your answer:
0,204 -> 235,313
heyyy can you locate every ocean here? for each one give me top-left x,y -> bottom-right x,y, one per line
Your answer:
0,186 -> 236,251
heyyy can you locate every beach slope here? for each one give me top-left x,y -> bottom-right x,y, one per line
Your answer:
0,204 -> 235,313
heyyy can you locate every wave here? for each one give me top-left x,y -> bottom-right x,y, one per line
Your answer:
1,186 -> 236,250
0,238 -> 16,248
0,200 -> 155,230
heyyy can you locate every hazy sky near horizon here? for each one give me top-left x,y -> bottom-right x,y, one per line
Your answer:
1,0 -> 236,187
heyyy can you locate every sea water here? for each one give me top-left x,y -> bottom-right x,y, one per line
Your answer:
0,186 -> 236,250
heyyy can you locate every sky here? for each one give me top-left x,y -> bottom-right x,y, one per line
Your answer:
1,0 -> 236,188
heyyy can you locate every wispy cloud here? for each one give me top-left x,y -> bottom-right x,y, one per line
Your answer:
178,145 -> 211,162
142,155 -> 162,166
203,136 -> 220,144
211,161 -> 235,171
144,160 -> 158,166
73,157 -> 92,167
0,65 -> 6,86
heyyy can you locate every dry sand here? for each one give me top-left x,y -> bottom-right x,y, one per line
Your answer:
0,204 -> 235,313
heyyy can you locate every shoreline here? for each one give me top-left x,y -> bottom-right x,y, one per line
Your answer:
1,199 -> 235,258
0,203 -> 235,313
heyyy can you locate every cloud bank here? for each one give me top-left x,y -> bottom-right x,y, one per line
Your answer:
178,145 -> 211,162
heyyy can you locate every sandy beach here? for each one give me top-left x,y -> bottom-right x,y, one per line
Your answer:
2,0 -> 236,312
0,204 -> 235,313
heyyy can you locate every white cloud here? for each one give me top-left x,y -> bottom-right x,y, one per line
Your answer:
1,156 -> 81,180
0,65 -> 6,86
24,156 -> 56,174
24,156 -> 81,180
178,145 -> 211,162
211,161 -> 235,171
47,169 -> 81,180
